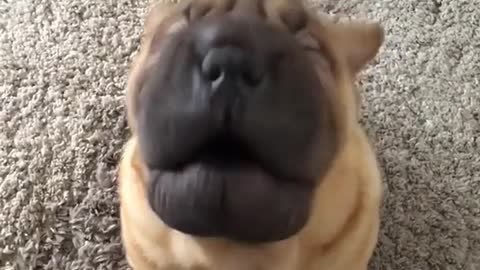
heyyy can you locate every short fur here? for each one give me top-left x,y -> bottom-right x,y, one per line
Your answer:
118,0 -> 384,269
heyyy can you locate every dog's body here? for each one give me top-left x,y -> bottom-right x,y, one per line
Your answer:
118,1 -> 384,269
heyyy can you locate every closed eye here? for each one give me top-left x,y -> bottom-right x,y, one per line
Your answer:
303,46 -> 322,52
296,31 -> 322,52
166,18 -> 188,34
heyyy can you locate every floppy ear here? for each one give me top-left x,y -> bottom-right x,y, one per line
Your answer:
333,20 -> 384,73
142,1 -> 189,47
312,15 -> 385,74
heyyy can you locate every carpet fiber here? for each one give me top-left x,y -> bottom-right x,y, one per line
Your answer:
0,0 -> 479,269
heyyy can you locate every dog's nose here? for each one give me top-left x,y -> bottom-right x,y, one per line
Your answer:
201,46 -> 264,90
194,20 -> 266,92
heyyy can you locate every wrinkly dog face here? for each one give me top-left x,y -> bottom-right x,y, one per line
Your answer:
126,0 -> 384,243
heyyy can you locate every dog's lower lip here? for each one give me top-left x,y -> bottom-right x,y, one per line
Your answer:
149,157 -> 313,242
146,129 -> 316,243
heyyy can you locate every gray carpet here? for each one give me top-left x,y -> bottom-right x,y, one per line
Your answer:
0,0 -> 479,269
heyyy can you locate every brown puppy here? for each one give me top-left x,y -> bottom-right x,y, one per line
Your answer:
118,0 -> 384,269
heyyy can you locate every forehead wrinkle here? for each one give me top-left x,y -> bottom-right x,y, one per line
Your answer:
257,0 -> 307,32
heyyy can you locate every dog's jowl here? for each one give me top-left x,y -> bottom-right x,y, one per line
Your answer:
118,0 -> 384,269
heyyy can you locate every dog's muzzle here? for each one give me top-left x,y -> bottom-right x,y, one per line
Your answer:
134,14 -> 339,243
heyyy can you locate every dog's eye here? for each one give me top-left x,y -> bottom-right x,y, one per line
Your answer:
296,31 -> 331,69
166,18 -> 188,34
296,31 -> 321,52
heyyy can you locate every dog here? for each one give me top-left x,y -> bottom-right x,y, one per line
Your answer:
117,0 -> 384,269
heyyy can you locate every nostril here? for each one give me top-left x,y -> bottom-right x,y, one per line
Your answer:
241,70 -> 263,88
204,63 -> 223,82
201,47 -> 264,89
201,49 -> 225,84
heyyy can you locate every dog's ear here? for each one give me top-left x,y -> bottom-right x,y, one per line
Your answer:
310,15 -> 384,75
142,1 -> 190,48
143,2 -> 175,36
332,20 -> 384,74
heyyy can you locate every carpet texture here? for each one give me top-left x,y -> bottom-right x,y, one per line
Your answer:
0,0 -> 479,269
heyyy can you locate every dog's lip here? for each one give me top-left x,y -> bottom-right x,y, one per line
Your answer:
148,157 -> 314,242
157,133 -> 264,172
148,131 -> 315,186
142,114 -> 317,243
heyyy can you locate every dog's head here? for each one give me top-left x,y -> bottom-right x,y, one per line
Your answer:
125,0 -> 383,244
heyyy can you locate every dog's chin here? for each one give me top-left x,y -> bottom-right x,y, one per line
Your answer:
147,145 -> 314,244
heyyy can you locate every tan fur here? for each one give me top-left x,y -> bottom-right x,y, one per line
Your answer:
118,1 -> 384,269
